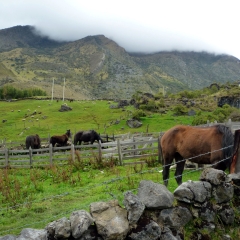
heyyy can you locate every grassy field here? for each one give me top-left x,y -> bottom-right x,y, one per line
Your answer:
0,99 -> 202,237
0,162 -> 203,236
0,98 -> 194,143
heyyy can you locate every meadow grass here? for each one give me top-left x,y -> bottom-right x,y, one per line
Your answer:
0,161 -> 202,236
0,99 -> 199,236
0,99 -> 194,143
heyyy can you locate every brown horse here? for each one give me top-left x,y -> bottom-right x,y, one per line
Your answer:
50,129 -> 71,147
160,124 -> 234,186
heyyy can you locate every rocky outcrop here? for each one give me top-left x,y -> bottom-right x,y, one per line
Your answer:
218,96 -> 240,108
59,104 -> 72,112
126,119 -> 142,128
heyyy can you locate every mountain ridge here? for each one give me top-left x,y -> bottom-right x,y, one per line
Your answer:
0,25 -> 240,100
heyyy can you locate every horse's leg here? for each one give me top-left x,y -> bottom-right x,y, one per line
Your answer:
162,154 -> 174,187
174,153 -> 185,186
163,164 -> 170,187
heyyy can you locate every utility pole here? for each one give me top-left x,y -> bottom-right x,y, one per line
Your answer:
51,78 -> 54,101
63,78 -> 65,102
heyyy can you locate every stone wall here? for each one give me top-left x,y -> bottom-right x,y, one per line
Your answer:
1,168 -> 240,240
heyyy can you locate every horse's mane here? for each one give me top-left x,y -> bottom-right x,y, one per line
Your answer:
215,124 -> 234,164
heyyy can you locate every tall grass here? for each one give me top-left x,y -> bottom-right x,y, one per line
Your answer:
0,153 -> 202,236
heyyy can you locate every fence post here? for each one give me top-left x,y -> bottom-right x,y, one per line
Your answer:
4,148 -> 9,168
98,141 -> 102,160
29,147 -> 33,168
227,119 -> 232,131
71,144 -> 75,163
49,144 -> 53,165
117,139 -> 123,166
132,136 -> 136,156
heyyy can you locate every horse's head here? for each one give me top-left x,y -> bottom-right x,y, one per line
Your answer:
66,129 -> 71,138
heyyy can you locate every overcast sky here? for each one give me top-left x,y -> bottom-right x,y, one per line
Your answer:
1,0 -> 240,59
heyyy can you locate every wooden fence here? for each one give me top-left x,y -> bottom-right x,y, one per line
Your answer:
0,134 -> 162,169
1,120 -> 240,169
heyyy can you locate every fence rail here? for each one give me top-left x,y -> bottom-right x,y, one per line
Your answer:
0,135 -> 162,169
1,120 -> 240,169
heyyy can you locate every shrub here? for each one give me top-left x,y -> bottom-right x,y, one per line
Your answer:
228,111 -> 240,121
132,109 -> 146,120
192,112 -> 216,125
172,104 -> 188,116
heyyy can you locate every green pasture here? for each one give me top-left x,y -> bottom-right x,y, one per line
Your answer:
1,99 -> 237,238
0,162 -> 203,236
0,99 -> 194,143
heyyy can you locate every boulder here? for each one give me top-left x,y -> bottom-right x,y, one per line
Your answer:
70,210 -> 94,239
137,180 -> 174,209
126,119 -> 142,128
90,200 -> 129,240
0,235 -> 17,240
128,221 -> 161,240
123,191 -> 145,226
212,183 -> 234,203
200,168 -> 226,185
174,180 -> 212,203
158,206 -> 192,228
59,104 -> 72,112
46,217 -> 71,239
16,228 -> 47,240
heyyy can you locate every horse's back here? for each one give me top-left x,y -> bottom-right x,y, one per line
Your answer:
26,134 -> 40,149
161,125 -> 223,161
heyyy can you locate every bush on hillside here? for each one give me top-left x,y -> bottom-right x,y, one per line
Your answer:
192,104 -> 236,125
172,104 -> 188,116
132,109 -> 146,120
192,112 -> 216,125
228,111 -> 240,121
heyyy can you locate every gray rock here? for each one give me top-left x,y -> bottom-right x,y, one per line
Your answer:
222,234 -> 232,240
212,183 -> 234,203
78,225 -> 103,240
45,221 -> 56,238
128,221 -> 161,240
54,217 -> 71,239
90,200 -> 129,240
218,205 -> 235,225
137,180 -> 174,209
174,180 -> 212,203
126,119 -> 142,128
226,173 -> 240,185
123,191 -> 145,225
0,235 -> 17,240
59,104 -> 72,112
199,202 -> 216,223
16,228 -> 47,240
160,227 -> 180,240
70,210 -> 94,239
200,168 -> 226,185
56,217 -> 71,239
226,173 -> 240,195
158,206 -> 192,228
160,232 -> 178,240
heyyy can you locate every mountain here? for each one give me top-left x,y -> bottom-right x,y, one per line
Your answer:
0,25 -> 240,100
